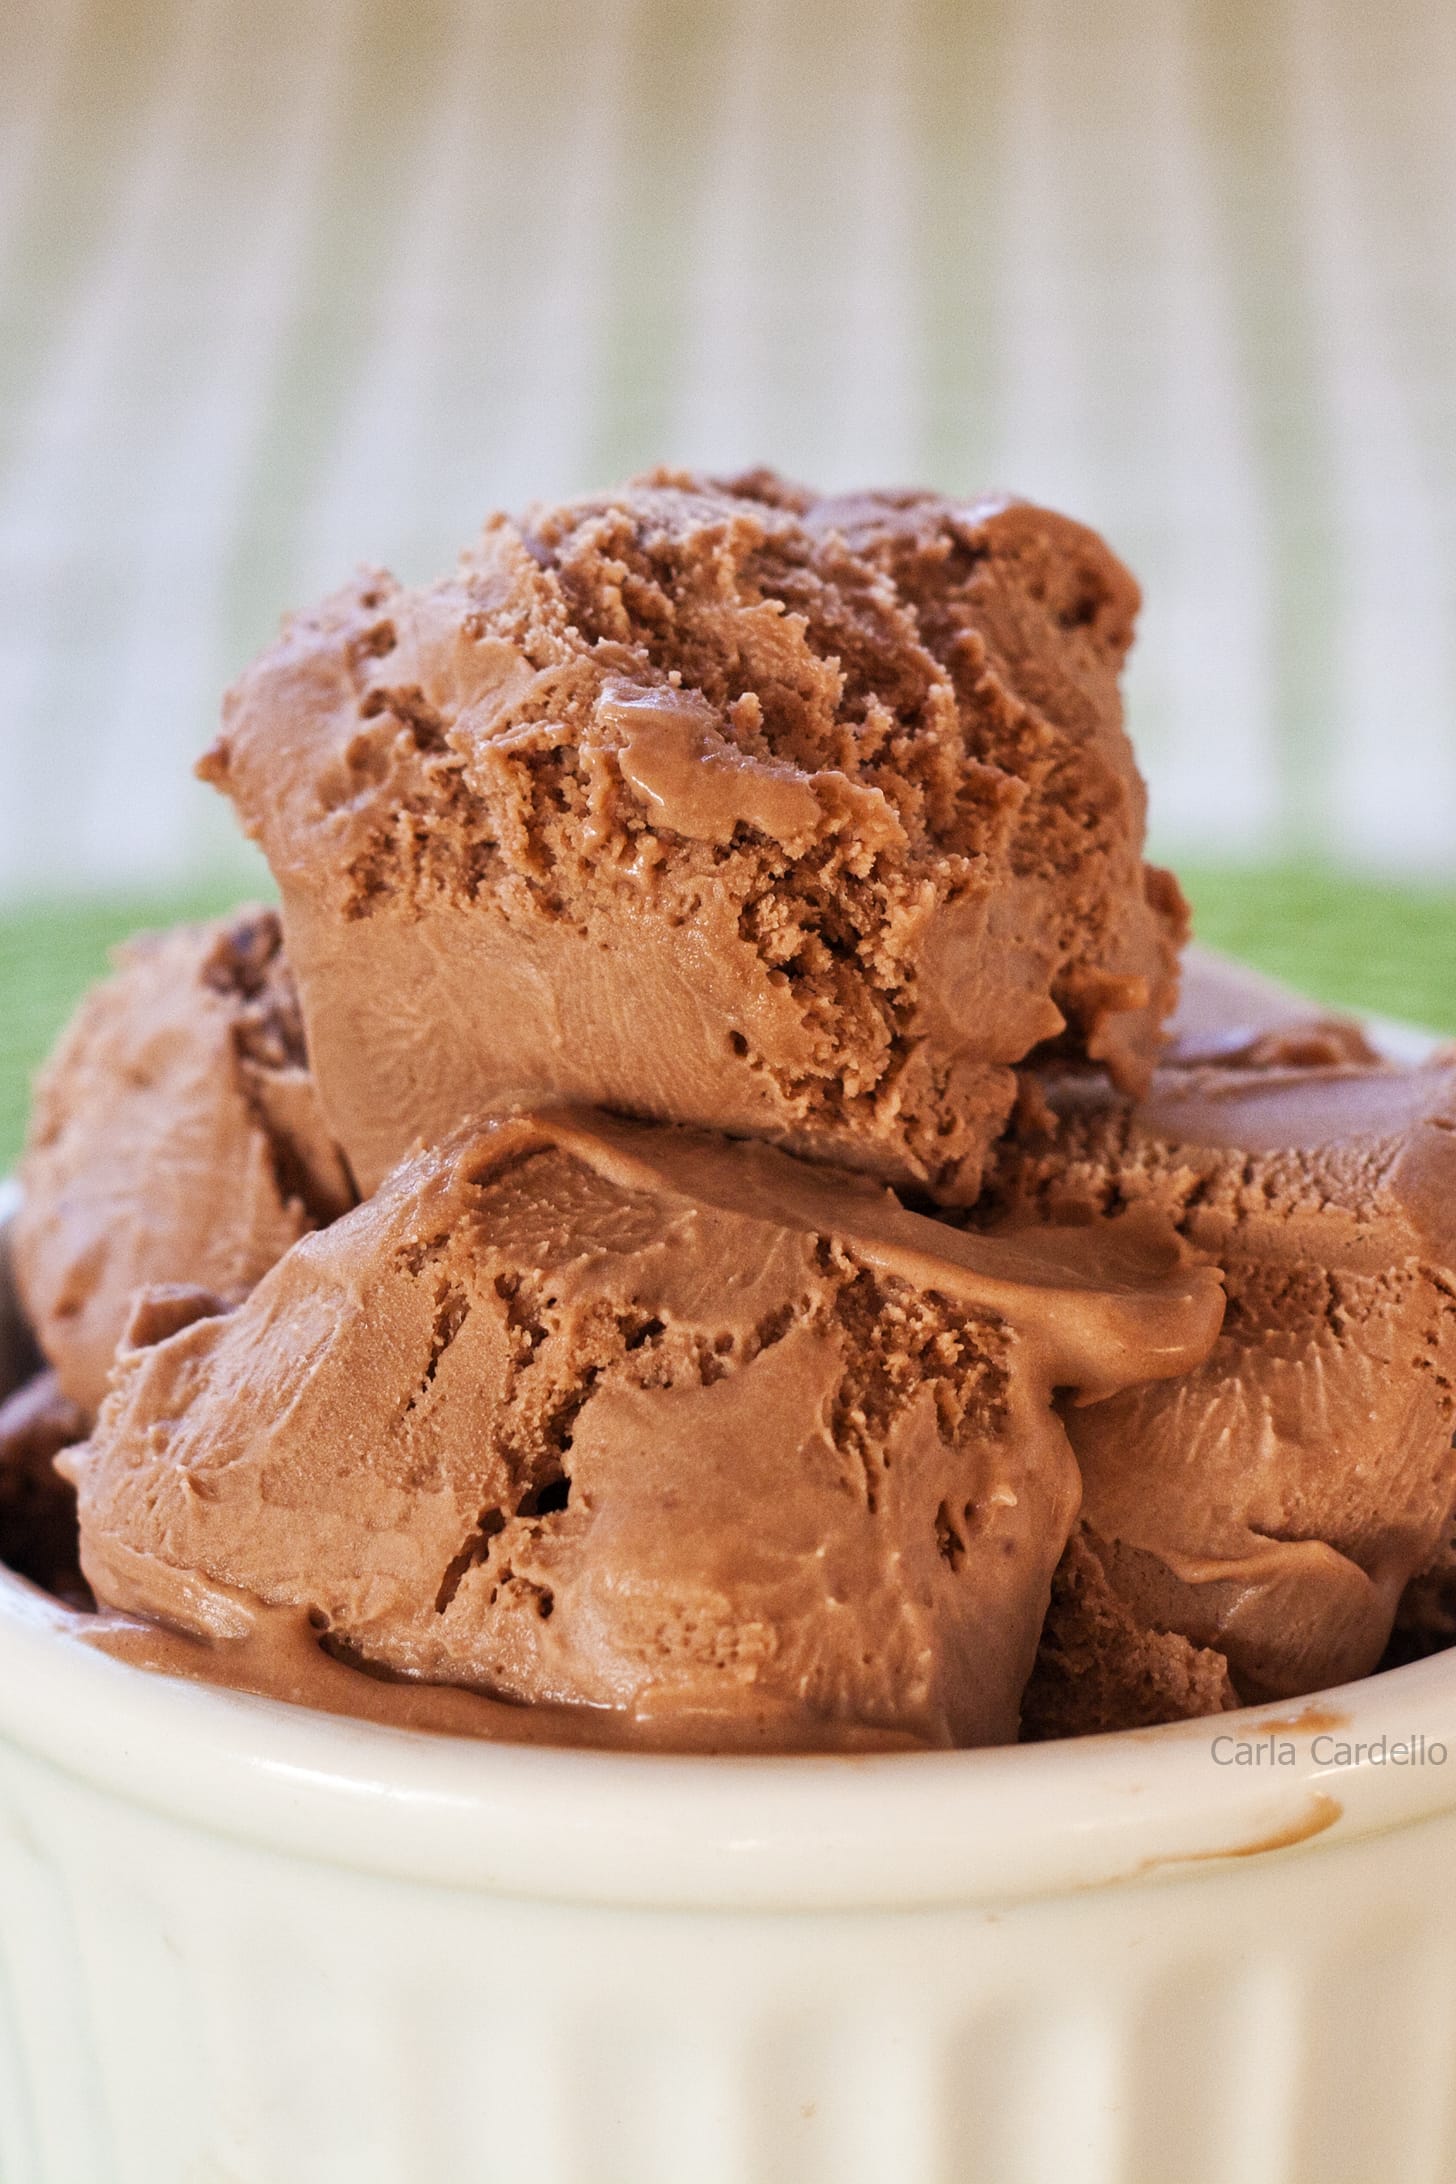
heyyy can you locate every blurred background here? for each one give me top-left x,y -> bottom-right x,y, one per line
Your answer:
1,0 -> 1453,1155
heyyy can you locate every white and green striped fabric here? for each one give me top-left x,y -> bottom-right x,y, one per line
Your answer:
1,0 -> 1454,898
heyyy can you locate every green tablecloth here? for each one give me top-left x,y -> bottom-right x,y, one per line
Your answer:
2,869 -> 1451,1169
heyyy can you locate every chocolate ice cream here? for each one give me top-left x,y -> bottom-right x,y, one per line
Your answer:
1020,1527 -> 1238,1740
13,908 -> 353,1414
63,1110 -> 1223,1751
201,472 -> 1185,1203
1390,1531 -> 1456,1661
8,457 -> 1453,1756
990,1057 -> 1456,1731
1167,944 -> 1380,1069
0,1370 -> 88,1609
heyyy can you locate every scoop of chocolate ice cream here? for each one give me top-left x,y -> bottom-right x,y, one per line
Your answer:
988,1057 -> 1456,1721
63,1110 -> 1222,1751
201,471 -> 1185,1203
13,908 -> 354,1413
1168,945 -> 1380,1069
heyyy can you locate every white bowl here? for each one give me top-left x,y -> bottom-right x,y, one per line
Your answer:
3,1020 -> 1456,2184
5,1560 -> 1456,2184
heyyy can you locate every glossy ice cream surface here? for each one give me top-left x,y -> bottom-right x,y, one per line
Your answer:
1166,944 -> 1382,1070
63,1110 -> 1222,1751
994,1055 -> 1456,1733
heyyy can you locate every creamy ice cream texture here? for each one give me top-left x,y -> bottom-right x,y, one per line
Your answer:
64,1110 -> 1222,1750
1166,945 -> 1382,1071
200,471 -> 1185,1205
992,1055 -> 1456,1733
13,908 -> 353,1416
6,469 -> 1453,1751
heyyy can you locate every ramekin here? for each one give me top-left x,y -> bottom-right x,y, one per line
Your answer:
4,1140 -> 1456,2184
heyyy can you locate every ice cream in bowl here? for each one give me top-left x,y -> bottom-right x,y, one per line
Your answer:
1,472 -> 1453,2184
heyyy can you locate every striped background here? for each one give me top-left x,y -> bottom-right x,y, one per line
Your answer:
1,0 -> 1455,900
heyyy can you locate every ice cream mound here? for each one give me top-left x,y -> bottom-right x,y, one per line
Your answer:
12,907 -> 353,1416
1002,1050 -> 1456,1734
60,1111 -> 1221,1751
3,469 -> 1454,1753
200,470 -> 1185,1205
